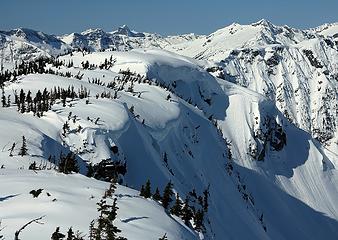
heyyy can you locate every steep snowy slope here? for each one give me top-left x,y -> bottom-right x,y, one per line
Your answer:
0,170 -> 196,240
1,49 -> 337,239
160,20 -> 338,153
61,50 -> 338,239
213,34 -> 338,154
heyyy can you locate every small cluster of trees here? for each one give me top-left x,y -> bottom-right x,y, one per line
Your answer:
7,136 -> 28,157
51,227 -> 84,240
139,180 -> 209,232
89,182 -> 127,240
0,70 -> 14,87
58,152 -> 79,174
1,85 -> 91,116
25,149 -> 79,174
0,57 -> 75,87
45,68 -> 84,80
99,56 -> 116,70
81,57 -> 116,71
50,182 -> 126,240
87,159 -> 127,183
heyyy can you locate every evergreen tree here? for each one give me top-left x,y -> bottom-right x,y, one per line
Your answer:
9,142 -> 15,157
58,152 -> 79,174
6,94 -> 11,107
152,187 -> 161,201
1,88 -> 6,107
26,90 -> 32,112
139,185 -> 145,197
105,198 -> 122,239
90,181 -> 126,240
89,220 -> 97,240
87,163 -> 94,178
203,187 -> 209,212
129,105 -> 134,115
66,227 -> 74,240
143,179 -> 152,198
62,121 -> 70,136
19,89 -> 26,113
28,161 -> 37,170
94,195 -> 126,240
51,227 -> 65,240
18,136 -> 28,156
166,94 -> 171,101
170,193 -> 182,216
104,182 -> 117,198
194,209 -> 204,231
181,197 -> 193,226
162,181 -> 174,210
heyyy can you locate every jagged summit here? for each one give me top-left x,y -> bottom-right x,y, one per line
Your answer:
251,18 -> 275,28
111,24 -> 145,37
0,27 -> 60,44
81,28 -> 106,35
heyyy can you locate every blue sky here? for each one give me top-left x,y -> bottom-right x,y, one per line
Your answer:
1,0 -> 337,35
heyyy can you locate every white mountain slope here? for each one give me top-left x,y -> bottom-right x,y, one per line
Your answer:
0,170 -> 196,240
160,20 -> 338,154
0,28 -> 70,70
163,19 -> 317,61
0,48 -> 337,240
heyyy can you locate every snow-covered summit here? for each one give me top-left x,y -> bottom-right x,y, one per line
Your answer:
165,19 -> 317,61
111,25 -> 145,37
313,22 -> 338,38
0,28 -> 64,48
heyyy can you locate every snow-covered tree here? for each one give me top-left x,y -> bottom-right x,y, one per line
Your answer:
18,136 -> 28,156
170,193 -> 182,216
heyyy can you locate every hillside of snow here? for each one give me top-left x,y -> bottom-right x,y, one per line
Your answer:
161,20 -> 338,154
0,20 -> 338,240
0,170 -> 196,240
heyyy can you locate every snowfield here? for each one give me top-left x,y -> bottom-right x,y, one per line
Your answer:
0,170 -> 196,240
0,20 -> 338,240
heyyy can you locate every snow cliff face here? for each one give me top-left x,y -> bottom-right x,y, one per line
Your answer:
162,20 -> 338,153
0,21 -> 338,240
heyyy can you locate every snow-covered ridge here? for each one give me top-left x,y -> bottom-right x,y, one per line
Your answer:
60,25 -> 202,52
313,22 -> 338,38
164,19 -> 318,61
0,20 -> 338,239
